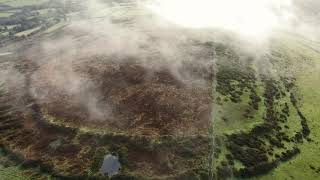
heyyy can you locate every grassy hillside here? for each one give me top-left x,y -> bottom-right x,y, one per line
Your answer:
252,35 -> 320,180
211,33 -> 320,179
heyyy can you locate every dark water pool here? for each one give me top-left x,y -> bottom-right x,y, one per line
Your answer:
100,154 -> 121,177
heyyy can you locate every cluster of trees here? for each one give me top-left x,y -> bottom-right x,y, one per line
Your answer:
216,65 -> 256,104
281,77 -> 296,92
279,147 -> 300,161
249,87 -> 261,110
235,161 -> 277,178
215,76 -> 311,179
290,93 -> 310,137
213,44 -> 312,179
281,77 -> 310,138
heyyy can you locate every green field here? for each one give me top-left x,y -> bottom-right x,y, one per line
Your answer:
253,35 -> 320,180
210,33 -> 320,179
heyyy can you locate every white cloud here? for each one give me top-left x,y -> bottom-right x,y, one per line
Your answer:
146,0 -> 294,39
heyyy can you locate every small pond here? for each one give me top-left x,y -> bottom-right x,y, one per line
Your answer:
100,154 -> 121,177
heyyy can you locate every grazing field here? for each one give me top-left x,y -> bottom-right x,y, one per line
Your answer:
251,35 -> 320,180
210,34 -> 320,179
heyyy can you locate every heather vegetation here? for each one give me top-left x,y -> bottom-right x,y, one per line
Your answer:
0,1 -> 320,180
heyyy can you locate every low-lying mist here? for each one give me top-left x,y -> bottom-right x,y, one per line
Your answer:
147,0 -> 320,41
3,0 -> 319,132
14,0 -> 214,134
